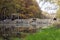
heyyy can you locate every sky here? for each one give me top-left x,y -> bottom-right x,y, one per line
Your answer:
36,0 -> 59,14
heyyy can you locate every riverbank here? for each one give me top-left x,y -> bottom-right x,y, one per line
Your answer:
25,26 -> 60,40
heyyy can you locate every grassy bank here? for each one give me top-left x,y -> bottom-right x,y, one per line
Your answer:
25,27 -> 60,40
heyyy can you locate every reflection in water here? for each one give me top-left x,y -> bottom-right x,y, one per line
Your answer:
0,19 -> 52,28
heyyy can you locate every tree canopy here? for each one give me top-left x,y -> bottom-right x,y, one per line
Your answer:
0,0 -> 42,19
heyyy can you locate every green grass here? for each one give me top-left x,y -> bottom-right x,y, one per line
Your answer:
10,37 -> 21,40
25,27 -> 60,40
0,37 -> 21,40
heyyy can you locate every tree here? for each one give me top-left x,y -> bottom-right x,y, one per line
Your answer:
12,0 -> 42,18
0,0 -> 17,19
0,0 -> 42,19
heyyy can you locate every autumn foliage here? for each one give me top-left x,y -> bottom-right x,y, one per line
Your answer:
0,0 -> 42,19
